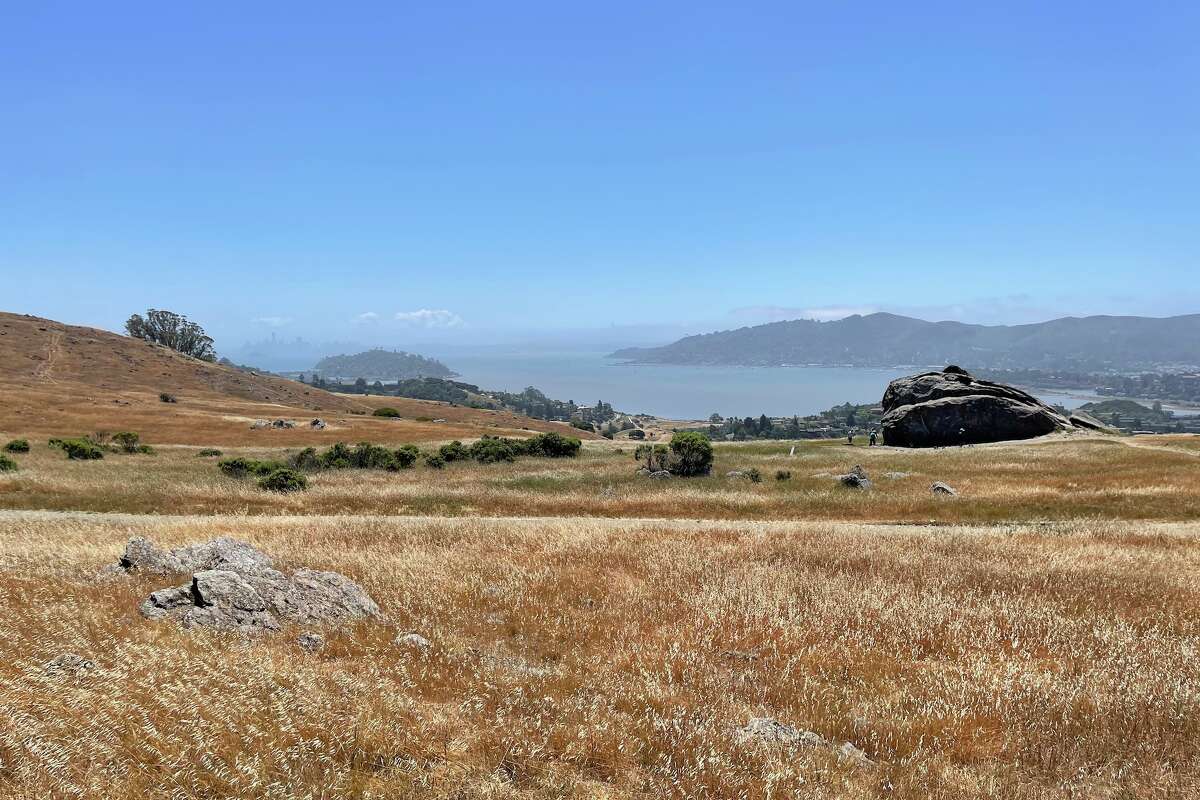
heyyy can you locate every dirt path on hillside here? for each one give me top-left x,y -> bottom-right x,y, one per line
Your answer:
32,329 -> 62,383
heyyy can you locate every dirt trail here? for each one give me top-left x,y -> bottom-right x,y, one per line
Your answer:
32,329 -> 62,383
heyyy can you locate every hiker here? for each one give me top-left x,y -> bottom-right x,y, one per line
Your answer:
958,427 -> 966,447
869,430 -> 877,447
847,430 -> 854,445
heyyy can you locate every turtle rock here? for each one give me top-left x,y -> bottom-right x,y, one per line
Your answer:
880,366 -> 1096,447
931,481 -> 958,496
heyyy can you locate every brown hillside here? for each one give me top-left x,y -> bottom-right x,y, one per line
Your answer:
0,312 -> 362,410
0,312 -> 598,445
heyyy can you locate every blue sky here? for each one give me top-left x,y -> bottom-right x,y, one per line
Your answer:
2,1 -> 1197,352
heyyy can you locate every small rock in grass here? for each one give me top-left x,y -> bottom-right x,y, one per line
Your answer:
837,466 -> 872,489
736,717 -> 873,766
931,481 -> 958,496
45,653 -> 96,675
297,631 -> 325,652
396,632 -> 431,652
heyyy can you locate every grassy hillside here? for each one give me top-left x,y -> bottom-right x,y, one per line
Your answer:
0,313 -> 591,446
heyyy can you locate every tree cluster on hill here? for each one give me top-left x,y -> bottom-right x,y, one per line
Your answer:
694,402 -> 884,441
125,309 -> 216,361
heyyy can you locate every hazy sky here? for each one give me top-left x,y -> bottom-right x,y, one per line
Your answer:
3,1 -> 1198,352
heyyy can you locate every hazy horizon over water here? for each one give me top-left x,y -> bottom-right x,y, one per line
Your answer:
432,351 -> 1115,420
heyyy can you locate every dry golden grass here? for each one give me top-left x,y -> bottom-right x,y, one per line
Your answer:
3,320 -> 1200,797
2,512 -> 1199,799
3,433 -> 1198,522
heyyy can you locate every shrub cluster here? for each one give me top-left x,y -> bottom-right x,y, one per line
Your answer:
0,454 -> 17,472
292,442 -> 422,472
466,432 -> 582,463
49,438 -> 105,460
218,457 -> 289,478
196,448 -> 223,457
112,431 -> 154,454
775,469 -> 792,481
633,432 -> 713,477
4,439 -> 30,453
372,407 -> 401,418
258,468 -> 307,493
159,393 -> 177,403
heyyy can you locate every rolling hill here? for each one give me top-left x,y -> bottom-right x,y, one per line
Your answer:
610,312 -> 1200,371
0,312 -> 591,445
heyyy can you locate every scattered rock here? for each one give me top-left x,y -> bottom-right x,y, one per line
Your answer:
880,366 -> 1099,447
250,419 -> 270,429
44,653 -> 96,675
297,631 -> 325,652
931,481 -> 958,496
271,419 -> 296,429
310,418 -> 326,430
836,465 -> 872,489
397,632 -> 431,651
882,471 -> 911,480
635,467 -> 652,476
647,470 -> 673,480
106,537 -> 380,634
736,717 -> 873,766
726,470 -> 746,478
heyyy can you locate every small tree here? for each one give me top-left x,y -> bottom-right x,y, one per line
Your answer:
125,309 -> 216,361
668,431 -> 713,477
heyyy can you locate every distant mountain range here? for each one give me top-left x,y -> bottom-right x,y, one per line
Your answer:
313,349 -> 456,380
609,313 -> 1200,371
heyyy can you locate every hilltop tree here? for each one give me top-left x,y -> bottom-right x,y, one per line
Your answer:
125,309 -> 216,361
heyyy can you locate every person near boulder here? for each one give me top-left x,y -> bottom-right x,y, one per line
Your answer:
869,430 -> 877,447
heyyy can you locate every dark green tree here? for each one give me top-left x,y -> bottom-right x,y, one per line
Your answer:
125,309 -> 216,361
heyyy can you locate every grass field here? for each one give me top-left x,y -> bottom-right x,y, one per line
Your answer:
2,511 -> 1199,798
2,433 -> 1198,522
3,401 -> 1200,797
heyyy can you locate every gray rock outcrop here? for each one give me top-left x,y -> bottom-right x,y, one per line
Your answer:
880,366 -> 1097,447
735,717 -> 872,766
836,465 -> 872,489
105,537 -> 379,634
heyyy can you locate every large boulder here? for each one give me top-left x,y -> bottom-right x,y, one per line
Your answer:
880,367 -> 1089,447
106,536 -> 380,634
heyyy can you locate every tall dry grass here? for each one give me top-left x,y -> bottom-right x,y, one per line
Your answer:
2,513 -> 1199,798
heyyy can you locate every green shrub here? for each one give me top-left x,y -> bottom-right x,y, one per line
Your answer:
196,448 -> 223,457
112,431 -> 141,453
634,443 -> 669,471
4,439 -> 30,453
746,467 -> 763,483
424,453 -> 446,469
774,469 -> 792,481
0,454 -> 17,472
439,440 -> 468,462
372,407 -> 401,418
218,457 -> 287,478
525,431 -> 582,458
159,392 -> 177,403
318,442 -> 354,469
468,436 -> 520,464
393,444 -> 420,469
48,438 -> 64,449
136,444 -> 156,455
350,442 -> 397,470
289,447 -> 321,470
668,432 -> 713,477
59,438 -> 105,460
258,468 -> 308,493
